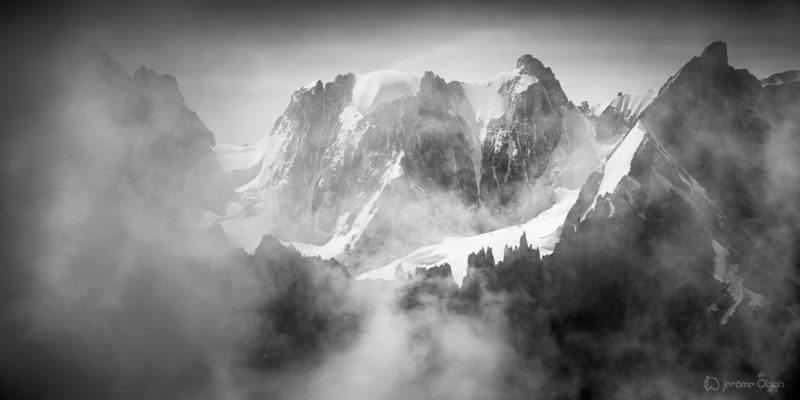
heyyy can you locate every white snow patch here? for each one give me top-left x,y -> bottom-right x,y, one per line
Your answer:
357,187 -> 580,285
711,240 -> 768,325
303,80 -> 321,90
328,104 -> 368,165
582,121 -> 648,219
214,121 -> 291,189
214,143 -> 266,172
462,82 -> 505,140
352,70 -> 421,112
514,74 -> 537,94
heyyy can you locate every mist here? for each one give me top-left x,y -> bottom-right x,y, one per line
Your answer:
3,2 -> 800,399
0,39 -> 533,399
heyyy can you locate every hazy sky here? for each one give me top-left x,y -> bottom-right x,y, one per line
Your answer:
15,0 -> 800,144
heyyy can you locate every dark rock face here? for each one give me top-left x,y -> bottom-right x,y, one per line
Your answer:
244,235 -> 359,370
636,42 -> 800,300
642,41 -> 769,229
398,72 -> 479,204
456,178 -> 797,400
88,50 -> 232,218
269,71 -> 481,241
480,55 -> 571,207
270,74 -> 356,239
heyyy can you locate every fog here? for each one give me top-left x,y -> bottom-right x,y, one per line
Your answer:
0,39 -> 537,399
2,3 -> 800,399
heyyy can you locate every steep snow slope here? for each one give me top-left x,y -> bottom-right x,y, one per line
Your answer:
582,121 -> 648,219
357,187 -> 579,284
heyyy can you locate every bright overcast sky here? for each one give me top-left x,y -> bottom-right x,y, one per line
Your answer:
38,0 -> 800,144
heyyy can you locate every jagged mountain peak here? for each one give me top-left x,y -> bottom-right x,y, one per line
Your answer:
516,54 -> 552,79
134,64 -> 175,83
132,65 -> 189,105
656,40 -> 760,105
698,40 -> 729,69
419,70 -> 447,89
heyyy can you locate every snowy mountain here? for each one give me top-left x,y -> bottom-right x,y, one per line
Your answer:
209,42 -> 799,313
213,55 -> 616,277
560,41 -> 800,317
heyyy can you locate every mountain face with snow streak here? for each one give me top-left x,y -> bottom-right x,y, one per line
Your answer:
215,55 -> 602,270
477,55 -> 574,206
559,41 -> 800,318
213,41 -> 799,313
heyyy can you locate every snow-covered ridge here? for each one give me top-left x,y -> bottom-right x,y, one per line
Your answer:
582,121 -> 648,219
352,70 -> 421,112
